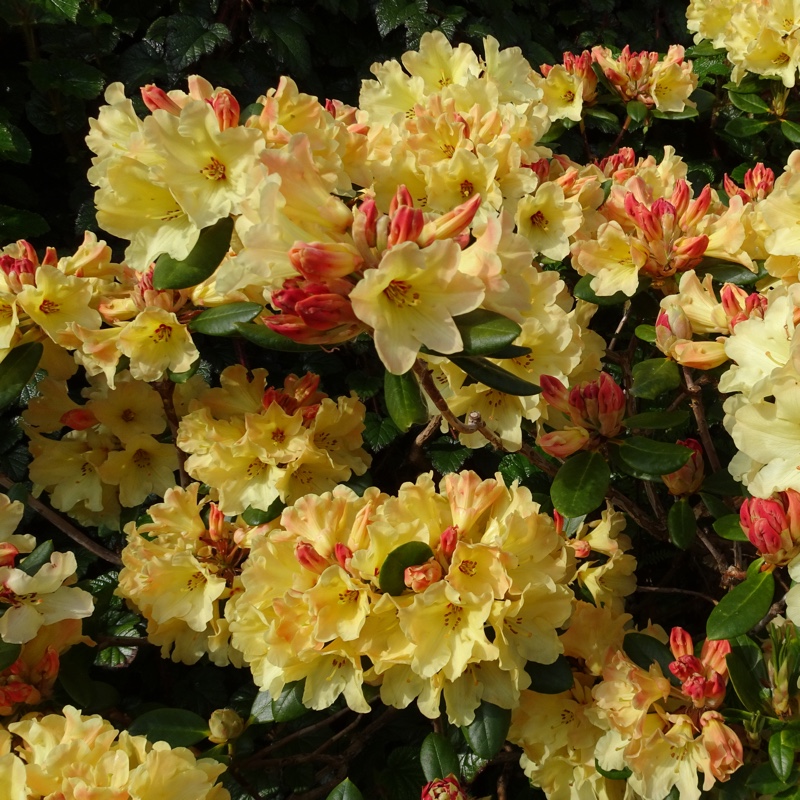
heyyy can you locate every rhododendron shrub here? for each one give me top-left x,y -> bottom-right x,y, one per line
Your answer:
4,4 -> 800,799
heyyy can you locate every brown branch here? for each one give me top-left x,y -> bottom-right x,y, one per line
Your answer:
604,114 -> 632,159
682,366 -> 722,474
635,585 -> 718,605
0,473 -> 123,566
697,527 -> 730,576
414,415 -> 441,448
156,379 -> 189,488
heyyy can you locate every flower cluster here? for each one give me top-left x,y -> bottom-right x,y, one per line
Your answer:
228,470 -> 574,725
0,705 -> 229,799
177,366 -> 370,515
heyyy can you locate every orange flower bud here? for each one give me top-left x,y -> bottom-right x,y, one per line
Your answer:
661,438 -> 704,496
294,542 -> 328,574
537,426 -> 591,458
421,776 -> 468,800
209,89 -> 240,130
141,85 -> 181,114
404,558 -> 443,592
60,408 -> 99,431
289,241 -> 364,281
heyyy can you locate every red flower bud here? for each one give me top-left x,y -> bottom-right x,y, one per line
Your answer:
661,438 -> 704,496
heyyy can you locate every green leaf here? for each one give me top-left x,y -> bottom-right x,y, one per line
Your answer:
747,762 -> 799,794
724,117 -> 770,137
631,358 -> 681,400
452,309 -> 522,356
694,258 -> 766,286
188,302 -> 262,336
153,217 -> 233,290
525,654 -> 574,694
626,100 -> 648,123
166,15 -> 232,72
668,498 -> 696,549
0,206 -> 48,241
0,342 -> 43,411
261,11 -> 311,77
624,410 -> 689,429
573,275 -> 628,306
0,641 -> 21,671
363,412 -> 401,451
379,541 -> 435,596
427,439 -> 471,474
58,647 -> 119,712
713,515 -> 748,542
634,324 -> 656,342
595,760 -> 632,781
651,106 -> 700,120
623,633 -> 679,686
242,497 -> 286,526
128,708 -> 209,747
35,0 -> 81,20
420,732 -> 461,782
270,681 -> 309,722
250,690 -> 274,723
770,731 -> 796,782
618,436 -> 692,475
449,356 -> 541,396
550,451 -> 610,518
28,58 -> 104,99
486,344 -> 532,359
703,469 -> 748,497
326,778 -> 364,800
726,635 -> 769,712
384,370 -> 428,432
168,359 -> 200,383
235,322 -> 321,352
18,540 -> 54,576
584,105 -> 621,128
781,119 -> 800,144
727,92 -> 771,114
707,570 -> 775,640
498,453 -> 538,485
461,702 -> 511,760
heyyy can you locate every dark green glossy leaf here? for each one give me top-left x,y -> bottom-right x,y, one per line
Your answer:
770,731 -> 796,782
461,702 -> 511,760
702,470 -> 748,497
18,540 -> 54,576
188,302 -> 262,336
747,762 -> 799,794
668,498 -> 696,549
724,117 -> 770,137
707,570 -> 775,640
153,216 -> 233,290
573,275 -> 628,306
713,515 -> 748,542
651,106 -> 699,120
363,412 -> 401,451
595,760 -> 632,781
0,342 -> 44,411
618,436 -> 692,474
427,439 -> 471,475
0,206 -> 49,240
235,322 -> 321,352
242,497 -> 286,526
420,732 -> 460,781
634,324 -> 656,342
626,100 -> 648,122
0,641 -> 21,671
694,258 -> 766,285
384,370 -> 428,432
550,451 -> 610,518
726,635 -> 769,712
781,119 -> 800,144
631,358 -> 680,400
326,778 -> 364,800
525,654 -> 574,694
28,58 -> 104,99
449,356 -> 540,396
623,632 -> 680,687
379,541 -> 435,595
487,344 -> 531,359
453,309 -> 522,356
168,358 -> 200,383
624,410 -> 689,430
271,681 -> 309,722
128,708 -> 209,747
727,91 -> 770,114
250,690 -> 274,724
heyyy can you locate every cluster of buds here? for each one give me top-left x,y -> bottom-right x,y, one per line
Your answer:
591,44 -> 697,112
723,163 -> 776,203
661,438 -> 705,496
669,627 -> 731,710
739,489 -> 800,566
0,240 -> 55,293
267,185 -> 481,346
141,78 -> 240,131
421,776 -> 469,800
541,50 -> 598,104
537,372 -> 625,457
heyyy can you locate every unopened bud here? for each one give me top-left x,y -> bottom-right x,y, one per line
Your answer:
141,85 -> 181,114
208,708 -> 245,744
60,408 -> 99,431
537,426 -> 591,458
335,543 -> 353,571
439,526 -> 459,560
0,542 -> 19,567
289,241 -> 364,281
389,185 -> 414,216
296,293 -> 358,331
419,194 -> 481,246
294,542 -> 328,574
661,438 -> 704,496
388,206 -> 425,248
669,626 -> 695,660
209,90 -> 240,130
404,558 -> 443,592
421,776 -> 469,800
540,375 -> 571,413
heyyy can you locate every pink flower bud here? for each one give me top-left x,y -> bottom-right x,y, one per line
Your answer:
669,626 -> 695,660
700,638 -> 731,680
388,206 -> 425,248
209,90 -> 240,130
540,375 -> 571,413
537,426 -> 591,458
671,234 -> 709,272
334,543 -> 353,571
289,241 -> 364,281
294,542 -> 328,574
720,283 -> 749,328
141,85 -> 181,114
439,526 -> 459,560
404,558 -> 443,591
60,408 -> 99,431
661,438 -> 704,496
421,776 -> 468,800
680,184 -> 712,230
208,503 -> 225,542
670,653 -> 704,682
296,293 -> 358,331
740,497 -> 787,554
419,194 -> 481,246
595,372 -> 626,437
745,163 -> 775,199
354,198 -> 379,250
389,185 -> 414,216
